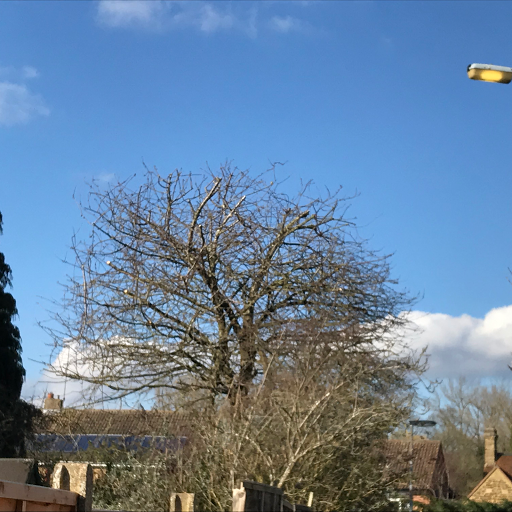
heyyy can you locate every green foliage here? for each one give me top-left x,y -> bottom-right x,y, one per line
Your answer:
93,451 -> 174,511
0,398 -> 41,458
0,212 -> 25,402
0,212 -> 35,458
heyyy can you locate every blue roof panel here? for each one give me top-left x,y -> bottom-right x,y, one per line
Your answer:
29,434 -> 187,453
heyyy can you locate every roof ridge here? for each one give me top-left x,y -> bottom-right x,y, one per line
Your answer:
61,409 -> 188,414
387,438 -> 440,443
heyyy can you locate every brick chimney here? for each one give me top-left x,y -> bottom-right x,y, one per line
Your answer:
43,392 -> 63,411
484,427 -> 497,474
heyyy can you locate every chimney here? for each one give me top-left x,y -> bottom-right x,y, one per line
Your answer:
43,392 -> 64,411
484,427 -> 497,474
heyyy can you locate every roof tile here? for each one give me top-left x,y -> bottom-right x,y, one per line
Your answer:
383,439 -> 442,491
37,409 -> 191,437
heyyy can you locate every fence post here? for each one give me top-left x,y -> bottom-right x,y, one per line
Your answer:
51,463 -> 70,491
232,482 -> 246,512
170,492 -> 194,512
52,462 -> 93,512
233,481 -> 284,512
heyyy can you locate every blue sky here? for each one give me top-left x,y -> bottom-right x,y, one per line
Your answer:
1,1 -> 512,401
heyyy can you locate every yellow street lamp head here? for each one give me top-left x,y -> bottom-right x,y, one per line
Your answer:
467,63 -> 512,84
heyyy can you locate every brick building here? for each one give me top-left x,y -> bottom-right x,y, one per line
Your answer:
468,427 -> 512,504
383,438 -> 452,504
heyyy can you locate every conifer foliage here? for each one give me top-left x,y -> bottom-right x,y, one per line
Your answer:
0,211 -> 34,457
0,212 -> 25,401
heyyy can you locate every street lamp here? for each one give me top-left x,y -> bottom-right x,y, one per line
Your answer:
467,63 -> 512,84
408,420 -> 437,512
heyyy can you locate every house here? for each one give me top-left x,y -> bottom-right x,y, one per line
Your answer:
468,427 -> 512,504
32,393 -> 190,455
30,393 -> 191,484
383,438 -> 452,505
33,394 -> 452,506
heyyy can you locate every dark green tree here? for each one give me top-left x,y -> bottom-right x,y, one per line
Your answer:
0,211 -> 37,457
0,212 -> 25,399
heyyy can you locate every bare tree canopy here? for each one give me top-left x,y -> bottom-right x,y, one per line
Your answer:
47,163 -> 416,404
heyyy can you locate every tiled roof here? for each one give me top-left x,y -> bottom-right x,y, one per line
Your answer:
36,409 -> 191,437
468,454 -> 512,500
496,455 -> 512,480
383,439 -> 443,491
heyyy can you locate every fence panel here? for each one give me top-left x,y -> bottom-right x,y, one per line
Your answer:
282,499 -> 294,512
233,481 -> 289,512
295,505 -> 313,512
0,478 -> 78,512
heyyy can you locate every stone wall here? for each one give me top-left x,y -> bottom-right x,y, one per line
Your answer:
470,469 -> 512,504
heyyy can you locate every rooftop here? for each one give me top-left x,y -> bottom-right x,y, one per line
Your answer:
383,439 -> 445,492
36,409 -> 191,437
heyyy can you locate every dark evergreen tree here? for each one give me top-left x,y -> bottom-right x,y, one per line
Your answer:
0,212 -> 38,457
0,212 -> 25,401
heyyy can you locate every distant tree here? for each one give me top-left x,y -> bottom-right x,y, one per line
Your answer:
0,211 -> 38,457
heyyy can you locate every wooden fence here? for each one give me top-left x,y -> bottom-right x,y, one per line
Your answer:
232,481 -> 313,512
0,478 -> 79,511
0,460 -> 312,512
0,461 -> 93,512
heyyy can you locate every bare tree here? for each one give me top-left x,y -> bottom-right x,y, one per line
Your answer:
91,321 -> 420,511
212,321 -> 418,510
46,163 -> 416,405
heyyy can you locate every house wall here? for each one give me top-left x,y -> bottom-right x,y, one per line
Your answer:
432,449 -> 451,498
470,471 -> 512,504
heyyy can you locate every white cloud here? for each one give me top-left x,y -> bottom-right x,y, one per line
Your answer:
29,337 -> 169,407
169,3 -> 235,34
197,4 -> 234,33
268,15 -> 305,34
406,306 -> 512,379
38,303 -> 512,405
95,172 -> 116,183
25,341 -> 115,407
0,64 -> 48,126
22,66 -> 39,79
97,0 -> 167,28
23,344 -> 95,407
0,65 -> 40,81
97,0 -> 239,33
96,1 -> 309,37
0,82 -> 49,126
